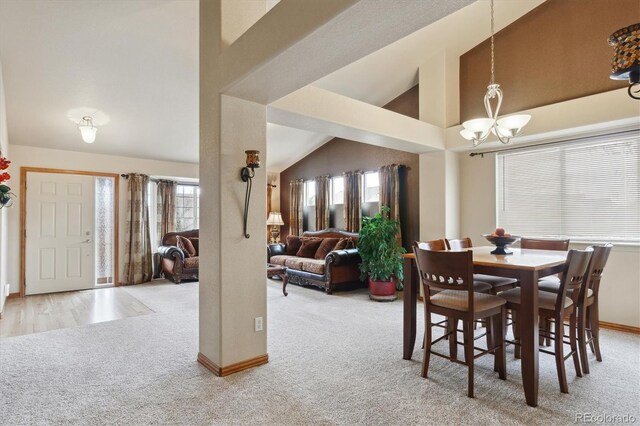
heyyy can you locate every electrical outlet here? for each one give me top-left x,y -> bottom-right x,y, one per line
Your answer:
254,316 -> 263,332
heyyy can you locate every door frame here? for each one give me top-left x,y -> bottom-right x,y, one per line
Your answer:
20,167 -> 120,297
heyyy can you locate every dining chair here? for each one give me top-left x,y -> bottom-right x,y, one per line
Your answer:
500,248 -> 593,393
413,245 -> 507,398
538,244 -> 613,374
446,237 -> 518,294
520,237 -> 571,344
416,240 -> 492,294
414,239 -> 491,346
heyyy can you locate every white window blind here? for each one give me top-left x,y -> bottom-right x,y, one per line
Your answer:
497,132 -> 640,243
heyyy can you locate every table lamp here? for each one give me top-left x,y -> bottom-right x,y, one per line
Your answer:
267,212 -> 285,243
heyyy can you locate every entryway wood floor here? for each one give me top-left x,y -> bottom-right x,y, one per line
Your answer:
0,287 -> 153,338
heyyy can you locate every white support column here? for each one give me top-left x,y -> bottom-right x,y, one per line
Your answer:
419,151 -> 460,240
419,50 -> 459,128
199,0 -> 268,375
418,51 -> 461,241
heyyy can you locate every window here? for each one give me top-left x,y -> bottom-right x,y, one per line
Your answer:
497,132 -> 639,243
364,172 -> 380,203
304,180 -> 316,206
331,176 -> 344,205
176,185 -> 200,231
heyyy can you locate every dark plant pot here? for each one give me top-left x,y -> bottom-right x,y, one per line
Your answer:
369,276 -> 397,302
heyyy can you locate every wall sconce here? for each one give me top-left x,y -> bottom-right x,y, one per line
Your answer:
267,212 -> 285,243
241,150 -> 260,238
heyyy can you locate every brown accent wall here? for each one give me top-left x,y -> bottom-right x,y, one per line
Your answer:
280,85 -> 420,249
460,0 -> 638,122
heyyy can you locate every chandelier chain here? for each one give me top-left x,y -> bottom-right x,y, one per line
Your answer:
490,0 -> 495,86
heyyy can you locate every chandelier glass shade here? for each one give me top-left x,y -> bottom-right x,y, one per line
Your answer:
460,0 -> 530,147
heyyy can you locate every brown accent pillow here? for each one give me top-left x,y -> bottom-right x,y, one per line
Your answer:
285,235 -> 302,255
176,235 -> 197,258
296,237 -> 323,258
334,237 -> 355,251
188,237 -> 199,255
314,238 -> 340,259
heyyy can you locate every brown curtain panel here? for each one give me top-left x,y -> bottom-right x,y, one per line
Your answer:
156,180 -> 176,247
343,170 -> 363,232
380,164 -> 402,245
315,175 -> 330,230
289,179 -> 304,236
123,173 -> 153,285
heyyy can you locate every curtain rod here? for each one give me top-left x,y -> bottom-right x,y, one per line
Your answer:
292,164 -> 409,182
469,129 -> 639,157
120,174 -> 199,186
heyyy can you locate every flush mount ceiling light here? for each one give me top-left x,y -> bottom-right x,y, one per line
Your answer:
608,23 -> 640,100
78,116 -> 97,143
460,0 -> 531,147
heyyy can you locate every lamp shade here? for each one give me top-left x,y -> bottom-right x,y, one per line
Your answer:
79,116 -> 97,143
79,125 -> 97,143
461,118 -> 493,138
267,212 -> 284,226
496,114 -> 531,133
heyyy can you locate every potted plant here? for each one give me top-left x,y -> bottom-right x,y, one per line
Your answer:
0,156 -> 14,209
357,207 -> 406,302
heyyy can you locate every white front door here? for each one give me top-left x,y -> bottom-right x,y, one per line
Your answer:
26,172 -> 96,295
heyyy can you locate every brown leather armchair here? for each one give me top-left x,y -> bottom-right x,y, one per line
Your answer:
158,229 -> 199,284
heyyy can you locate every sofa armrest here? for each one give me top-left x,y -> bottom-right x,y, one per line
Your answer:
158,245 -> 185,262
326,248 -> 361,266
267,243 -> 286,261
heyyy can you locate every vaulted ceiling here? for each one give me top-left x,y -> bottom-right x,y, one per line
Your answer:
0,0 -> 544,171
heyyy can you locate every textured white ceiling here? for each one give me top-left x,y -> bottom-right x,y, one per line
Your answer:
0,0 -> 543,170
0,0 -> 199,163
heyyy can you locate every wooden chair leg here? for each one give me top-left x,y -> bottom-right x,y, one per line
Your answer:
577,307 -> 590,374
448,317 -> 458,360
422,311 -> 432,378
540,317 -> 547,346
554,317 -> 569,393
589,304 -> 603,362
570,314 -> 582,378
512,310 -> 521,359
546,319 -> 553,346
486,315 -> 494,353
463,321 -> 475,398
495,310 -> 507,379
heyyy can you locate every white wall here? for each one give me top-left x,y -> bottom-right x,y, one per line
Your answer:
6,144 -> 198,294
267,171 -> 280,211
459,152 -> 640,328
0,60 -> 9,313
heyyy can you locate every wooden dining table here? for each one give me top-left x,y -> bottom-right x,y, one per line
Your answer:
402,246 -> 569,407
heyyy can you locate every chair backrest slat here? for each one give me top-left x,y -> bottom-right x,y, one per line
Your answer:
413,244 -> 474,294
521,237 -> 570,251
581,244 -> 613,304
557,248 -> 593,312
415,239 -> 447,251
446,237 -> 473,251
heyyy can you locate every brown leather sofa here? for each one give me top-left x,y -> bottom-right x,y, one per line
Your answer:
158,229 -> 199,284
267,228 -> 363,294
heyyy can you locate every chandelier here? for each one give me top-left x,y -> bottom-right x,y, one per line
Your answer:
460,0 -> 531,147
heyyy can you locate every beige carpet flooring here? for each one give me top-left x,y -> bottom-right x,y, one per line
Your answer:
0,279 -> 638,425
